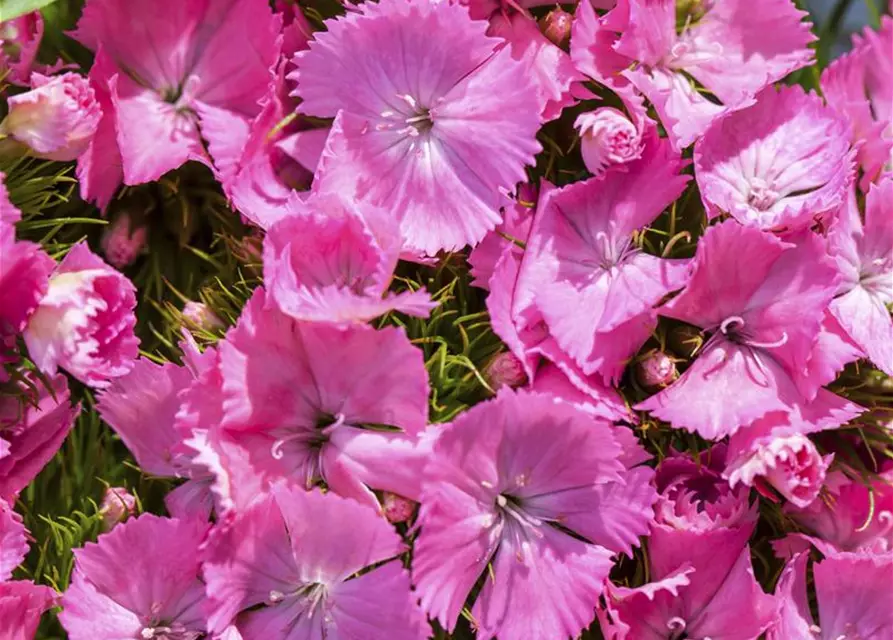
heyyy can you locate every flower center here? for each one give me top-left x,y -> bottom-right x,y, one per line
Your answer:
719,316 -> 788,349
139,622 -> 201,640
376,93 -> 436,138
746,178 -> 780,211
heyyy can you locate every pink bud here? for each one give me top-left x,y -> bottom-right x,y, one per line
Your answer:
100,486 -> 136,530
575,108 -> 644,177
182,301 -> 224,331
635,350 -> 677,390
1,72 -> 100,161
100,214 -> 147,269
382,492 -> 416,523
484,352 -> 528,392
540,9 -> 573,47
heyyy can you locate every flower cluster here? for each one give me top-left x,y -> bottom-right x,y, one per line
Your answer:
0,0 -> 892,639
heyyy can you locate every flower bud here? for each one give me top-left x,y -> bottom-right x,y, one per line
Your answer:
100,486 -> 136,530
23,242 -> 139,388
575,108 -> 643,177
182,301 -> 224,332
540,9 -> 573,47
1,72 -> 101,161
100,213 -> 147,269
635,350 -> 677,390
484,352 -> 528,392
382,491 -> 416,524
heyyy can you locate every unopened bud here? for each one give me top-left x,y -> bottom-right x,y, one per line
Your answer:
100,213 -> 147,268
382,492 -> 416,524
100,486 -> 136,530
484,352 -> 528,392
182,301 -> 224,331
635,350 -> 677,390
540,9 -> 573,47
575,108 -> 643,177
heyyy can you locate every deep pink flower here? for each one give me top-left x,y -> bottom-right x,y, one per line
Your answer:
71,0 -> 280,189
203,289 -> 430,512
771,551 -> 893,639
60,514 -> 210,640
571,0 -> 814,149
292,0 -> 543,254
821,16 -> 893,189
1,72 -> 101,161
202,484 -> 428,638
516,134 -> 690,383
0,373 -> 79,502
0,498 -> 28,580
575,107 -> 645,177
413,389 -> 657,639
0,13 -> 43,85
0,580 -> 58,639
636,221 -> 862,438
695,86 -> 854,233
24,242 -> 138,388
827,177 -> 893,375
263,193 -> 434,324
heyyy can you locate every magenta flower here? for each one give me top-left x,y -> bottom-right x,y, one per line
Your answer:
517,134 -> 690,383
468,182 -> 535,290
24,242 -> 138,388
99,212 -> 147,269
827,178 -> 893,376
695,86 -> 854,233
0,498 -> 27,580
822,16 -> 893,189
575,107 -> 645,177
0,12 -> 43,85
71,0 -> 280,188
413,389 -> 657,639
0,580 -> 58,639
203,289 -> 430,512
636,221 -> 862,438
263,193 -> 434,324
771,551 -> 893,640
292,0 -> 543,254
0,373 -> 79,502
203,484 -> 428,638
60,514 -> 210,640
571,0 -> 814,149
1,72 -> 101,161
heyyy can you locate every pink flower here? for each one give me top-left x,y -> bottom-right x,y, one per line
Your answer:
202,485 -> 428,638
292,0 -> 543,254
1,72 -> 101,161
0,373 -> 79,502
0,498 -> 28,580
201,289 -> 430,513
695,86 -> 854,233
635,221 -> 862,439
0,12 -> 43,85
97,355 -> 214,519
822,16 -> 893,189
726,432 -> 832,509
827,178 -> 893,376
24,242 -> 139,388
71,0 -> 280,190
413,389 -> 657,639
575,107 -> 644,176
99,212 -> 147,269
516,134 -> 690,383
771,551 -> 893,640
0,580 -> 58,639
60,514 -> 210,640
263,193 -> 435,324
99,486 -> 136,530
468,182 -> 535,290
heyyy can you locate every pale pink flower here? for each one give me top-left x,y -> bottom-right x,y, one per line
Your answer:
202,485 -> 428,638
636,221 -> 862,438
822,16 -> 893,189
771,551 -> 893,640
0,497 -> 27,580
24,242 -> 138,388
571,0 -> 814,149
0,580 -> 58,639
1,72 -> 100,161
71,0 -> 280,191
696,86 -> 854,233
99,486 -> 136,530
0,373 -> 79,502
60,514 -> 210,640
516,134 -> 690,383
575,107 -> 644,176
292,0 -> 542,254
99,212 -> 147,269
263,193 -> 434,324
413,389 -> 656,639
827,178 -> 893,375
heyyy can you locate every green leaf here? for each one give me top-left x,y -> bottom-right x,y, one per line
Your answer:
0,0 -> 59,21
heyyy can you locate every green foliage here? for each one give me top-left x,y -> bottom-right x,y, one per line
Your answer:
0,0 -> 58,22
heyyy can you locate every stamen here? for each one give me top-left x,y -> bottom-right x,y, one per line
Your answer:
746,331 -> 788,349
720,316 -> 745,336
667,616 -> 687,633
